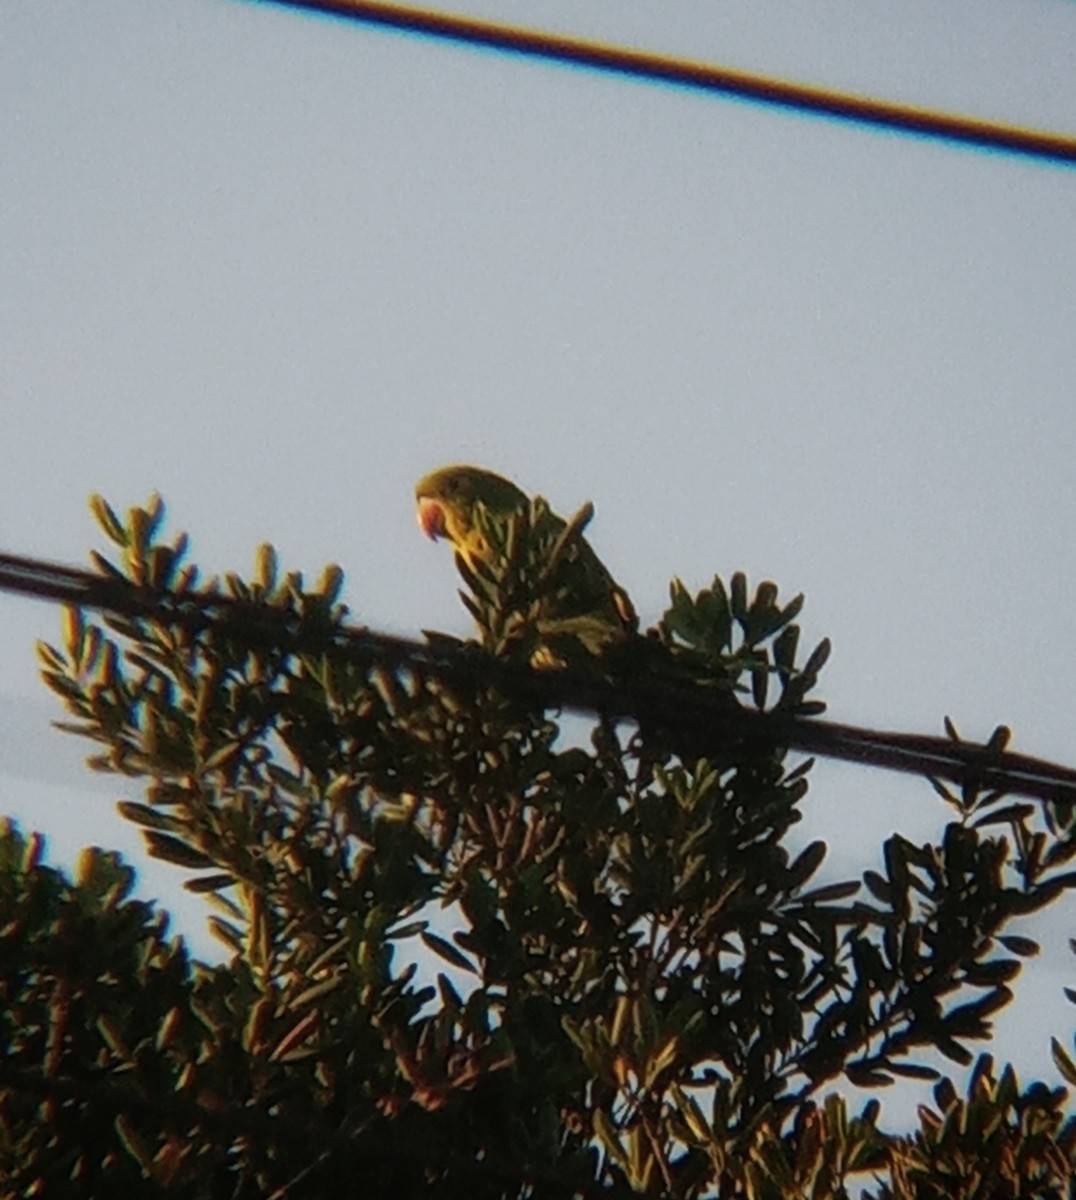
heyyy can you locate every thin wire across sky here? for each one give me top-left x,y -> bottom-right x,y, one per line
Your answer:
256,0 -> 1076,165
6,548 -> 1076,806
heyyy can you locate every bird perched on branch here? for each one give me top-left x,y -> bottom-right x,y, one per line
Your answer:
415,464 -> 636,664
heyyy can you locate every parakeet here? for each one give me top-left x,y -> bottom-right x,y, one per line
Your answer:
415,464 -> 636,662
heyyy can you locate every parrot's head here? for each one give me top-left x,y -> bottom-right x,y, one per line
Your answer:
415,465 -> 530,566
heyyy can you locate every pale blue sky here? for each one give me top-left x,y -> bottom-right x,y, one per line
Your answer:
3,0 -> 1075,1125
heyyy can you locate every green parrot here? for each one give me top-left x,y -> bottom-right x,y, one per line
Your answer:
415,464 -> 637,662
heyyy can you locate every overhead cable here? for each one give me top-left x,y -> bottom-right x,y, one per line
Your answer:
255,0 -> 1076,165
4,548 -> 1076,807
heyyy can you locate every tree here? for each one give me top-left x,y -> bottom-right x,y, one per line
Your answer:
3,493 -> 1076,1197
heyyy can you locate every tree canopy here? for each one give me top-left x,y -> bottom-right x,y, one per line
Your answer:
3,493 -> 1076,1197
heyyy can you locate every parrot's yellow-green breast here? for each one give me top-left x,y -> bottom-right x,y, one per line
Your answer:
415,464 -> 638,660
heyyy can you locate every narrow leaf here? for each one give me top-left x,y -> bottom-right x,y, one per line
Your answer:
997,935 -> 1039,958
420,931 -> 477,974
143,833 -> 214,870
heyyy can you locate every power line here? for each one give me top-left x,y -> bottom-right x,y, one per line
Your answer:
254,0 -> 1076,165
5,548 -> 1076,808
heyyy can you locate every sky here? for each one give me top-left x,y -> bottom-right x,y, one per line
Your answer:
3,0 -> 1076,1128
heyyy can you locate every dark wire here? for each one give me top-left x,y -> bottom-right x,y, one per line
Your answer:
253,0 -> 1076,165
4,548 -> 1076,807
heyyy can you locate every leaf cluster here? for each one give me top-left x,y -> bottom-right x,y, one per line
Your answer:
5,494 -> 1075,1196
453,496 -> 635,665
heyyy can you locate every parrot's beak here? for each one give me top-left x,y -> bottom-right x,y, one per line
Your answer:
416,496 -> 447,540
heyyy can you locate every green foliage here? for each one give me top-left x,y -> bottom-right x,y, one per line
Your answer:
0,821 -> 266,1196
455,496 -> 635,665
4,493 -> 1075,1196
